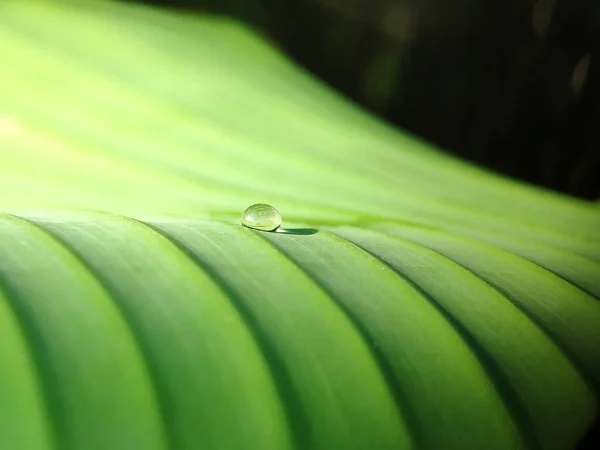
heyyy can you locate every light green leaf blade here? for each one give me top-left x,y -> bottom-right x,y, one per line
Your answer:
0,1 -> 599,450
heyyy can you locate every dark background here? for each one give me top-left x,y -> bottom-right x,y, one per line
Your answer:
133,0 -> 600,201
136,1 -> 597,447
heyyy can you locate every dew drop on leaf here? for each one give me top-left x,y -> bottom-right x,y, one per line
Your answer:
241,203 -> 282,231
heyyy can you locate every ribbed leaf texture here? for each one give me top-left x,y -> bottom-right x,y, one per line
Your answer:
0,1 -> 599,450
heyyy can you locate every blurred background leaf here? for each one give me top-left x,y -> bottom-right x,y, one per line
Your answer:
134,0 -> 600,199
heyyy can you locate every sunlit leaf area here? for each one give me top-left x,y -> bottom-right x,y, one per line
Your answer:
0,1 -> 599,449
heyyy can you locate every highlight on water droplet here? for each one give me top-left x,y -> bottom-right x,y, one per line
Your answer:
241,203 -> 282,231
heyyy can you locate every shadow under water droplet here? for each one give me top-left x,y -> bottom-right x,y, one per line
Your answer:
275,227 -> 318,235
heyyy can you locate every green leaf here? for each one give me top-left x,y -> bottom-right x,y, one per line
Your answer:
0,1 -> 599,450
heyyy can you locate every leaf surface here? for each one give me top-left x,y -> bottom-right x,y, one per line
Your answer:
0,1 -> 599,450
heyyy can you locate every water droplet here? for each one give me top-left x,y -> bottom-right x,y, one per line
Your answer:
241,203 -> 282,231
